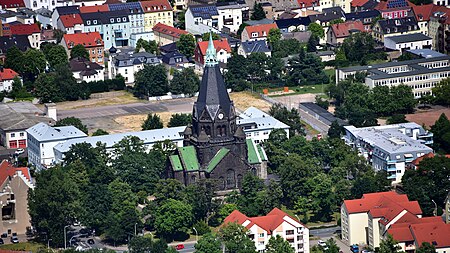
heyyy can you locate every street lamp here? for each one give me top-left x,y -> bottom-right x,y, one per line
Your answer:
64,225 -> 70,249
294,214 -> 300,222
135,223 -> 138,236
47,239 -> 52,249
192,227 -> 198,242
432,199 -> 437,216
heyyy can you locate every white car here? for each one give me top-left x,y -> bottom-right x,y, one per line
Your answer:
318,240 -> 328,250
14,148 -> 24,155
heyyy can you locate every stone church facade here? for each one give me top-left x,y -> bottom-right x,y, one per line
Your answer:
167,34 -> 267,190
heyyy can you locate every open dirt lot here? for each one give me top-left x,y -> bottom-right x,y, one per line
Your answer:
272,93 -> 318,109
230,92 -> 272,112
406,107 -> 450,127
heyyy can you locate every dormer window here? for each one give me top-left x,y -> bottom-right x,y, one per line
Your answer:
122,17 -> 126,21
110,18 -> 114,23
87,20 -> 91,25
117,18 -> 120,22
93,20 -> 97,24
251,32 -> 258,37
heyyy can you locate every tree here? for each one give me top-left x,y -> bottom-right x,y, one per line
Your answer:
154,179 -> 186,203
55,63 -> 89,101
28,167 -> 82,246
307,34 -> 319,52
272,38 -> 303,58
142,113 -> 164,130
46,45 -> 68,69
433,77 -> 450,106
316,95 -> 329,110
218,222 -> 256,253
416,242 -> 436,253
201,32 -> 220,41
329,19 -> 344,25
168,113 -> 191,127
389,85 -> 416,114
128,235 -> 170,253
251,2 -> 266,20
8,76 -> 30,99
194,233 -> 221,253
328,121 -> 342,139
341,32 -> 384,64
70,44 -> 89,59
325,238 -> 340,253
225,55 -> 249,91
154,199 -> 194,239
269,104 -> 305,136
135,39 -> 158,54
379,234 -> 402,253
35,73 -> 61,103
176,11 -> 186,30
134,65 -> 169,97
265,235 -> 294,253
386,114 -> 408,124
307,173 -> 335,221
92,129 -> 109,136
286,50 -> 329,85
170,68 -> 199,96
430,113 -> 450,153
267,28 -> 281,46
308,23 -> 325,38
4,46 -> 24,73
56,117 -> 88,134
22,48 -> 46,82
177,34 -> 196,57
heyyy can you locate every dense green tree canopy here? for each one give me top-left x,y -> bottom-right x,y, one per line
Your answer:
168,113 -> 191,127
134,65 -> 169,97
70,44 -> 90,60
194,233 -> 222,253
135,39 -> 158,54
251,2 -> 265,20
286,48 -> 329,86
308,23 -> 325,38
218,222 -> 256,253
154,199 -> 194,239
177,34 -> 196,57
265,235 -> 294,253
269,104 -> 305,136
432,77 -> 450,106
430,113 -> 450,153
170,68 -> 199,96
142,113 -> 164,130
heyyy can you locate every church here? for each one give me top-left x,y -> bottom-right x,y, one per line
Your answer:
167,34 -> 267,191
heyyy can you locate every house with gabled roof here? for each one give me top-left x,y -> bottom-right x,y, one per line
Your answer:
61,32 -> 104,65
238,40 -> 271,57
372,16 -> 420,43
185,4 -> 220,35
57,13 -> 84,34
0,68 -> 20,93
140,0 -> 173,31
241,23 -> 278,42
153,22 -> 189,46
223,208 -> 310,253
327,20 -> 364,46
194,38 -> 231,68
9,23 -> 41,49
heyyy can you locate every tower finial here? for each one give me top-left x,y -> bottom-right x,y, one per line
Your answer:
205,32 -> 218,67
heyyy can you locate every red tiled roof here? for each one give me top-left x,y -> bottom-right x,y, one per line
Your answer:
0,0 -> 25,9
331,20 -> 364,38
351,0 -> 369,7
412,4 -> 450,22
79,5 -> 109,13
411,153 -> 450,167
388,216 -> 446,243
297,0 -> 319,8
411,222 -> 450,248
63,32 -> 104,49
60,14 -> 83,28
388,226 -> 414,242
153,23 -> 188,39
224,208 -> 306,235
10,23 -> 40,35
140,0 -> 173,13
0,68 -> 19,81
197,38 -> 231,56
244,23 -> 278,38
0,160 -> 31,185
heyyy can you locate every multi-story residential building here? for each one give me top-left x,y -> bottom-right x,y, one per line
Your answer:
69,57 -> 104,83
326,20 -> 364,47
241,23 -> 278,41
185,5 -> 220,35
341,191 -> 423,249
216,1 -> 249,33
224,208 -> 309,253
61,32 -> 105,64
108,47 -> 161,84
0,102 -> 55,150
0,35 -> 30,64
0,68 -> 19,92
410,4 -> 449,36
244,0 -> 301,19
308,6 -> 346,27
73,0 -> 105,7
79,4 -> 109,14
1,0 -> 25,11
433,0 -> 450,7
0,160 -> 34,235
26,122 -> 87,170
374,0 -> 413,19
108,2 -> 145,35
141,0 -> 173,32
51,6 -> 79,28
372,17 -> 420,43
384,33 -> 433,51
9,23 -> 41,49
336,55 -> 450,98
275,17 -> 311,33
24,0 -> 72,11
57,13 -> 84,34
345,10 -> 381,31
194,38 -> 231,68
342,123 -> 433,183
81,10 -> 130,48
153,22 -> 188,46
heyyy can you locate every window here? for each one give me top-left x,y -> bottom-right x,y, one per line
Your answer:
110,18 -> 114,23
258,241 -> 264,246
93,20 -> 97,24
123,17 -> 126,21
259,233 -> 264,238
286,230 -> 294,235
20,132 -> 24,137
117,18 -> 121,22
10,133 -> 15,138
87,20 -> 91,25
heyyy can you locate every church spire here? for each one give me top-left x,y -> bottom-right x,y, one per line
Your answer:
204,32 -> 218,67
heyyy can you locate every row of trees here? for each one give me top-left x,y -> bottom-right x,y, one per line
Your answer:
329,80 -> 417,127
134,65 -> 200,98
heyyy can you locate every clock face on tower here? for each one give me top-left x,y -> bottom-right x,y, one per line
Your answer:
218,113 -> 224,119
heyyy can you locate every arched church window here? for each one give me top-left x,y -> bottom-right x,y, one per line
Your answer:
237,174 -> 243,188
222,125 -> 226,135
217,126 -> 223,136
226,169 -> 236,189
218,177 -> 225,191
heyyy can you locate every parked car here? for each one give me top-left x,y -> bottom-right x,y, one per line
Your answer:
350,245 -> 359,253
318,240 -> 328,250
0,238 -> 4,245
14,149 -> 24,155
1,233 -> 7,238
175,244 -> 184,250
10,236 -> 19,244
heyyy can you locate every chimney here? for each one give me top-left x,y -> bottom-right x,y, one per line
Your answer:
44,103 -> 57,121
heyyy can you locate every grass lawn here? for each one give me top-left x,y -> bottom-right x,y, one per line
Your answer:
281,206 -> 340,228
267,84 -> 328,97
0,242 -> 45,252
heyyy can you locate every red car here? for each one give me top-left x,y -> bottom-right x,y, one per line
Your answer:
175,244 -> 184,250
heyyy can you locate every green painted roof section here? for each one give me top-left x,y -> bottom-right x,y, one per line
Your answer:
206,148 -> 230,173
246,139 -> 260,164
257,145 -> 267,161
178,146 -> 200,171
169,155 -> 183,172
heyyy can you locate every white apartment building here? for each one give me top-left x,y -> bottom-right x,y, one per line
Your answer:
384,33 -> 432,51
336,55 -> 450,98
343,123 -> 433,184
216,1 -> 249,33
24,0 -> 72,11
224,208 -> 309,253
185,5 -> 220,35
26,122 -> 87,170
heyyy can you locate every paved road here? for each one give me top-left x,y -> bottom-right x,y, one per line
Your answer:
58,98 -> 195,120
298,107 -> 330,136
310,226 -> 340,238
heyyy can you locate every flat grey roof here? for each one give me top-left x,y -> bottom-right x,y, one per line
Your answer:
385,33 -> 432,43
407,49 -> 446,58
368,65 -> 450,80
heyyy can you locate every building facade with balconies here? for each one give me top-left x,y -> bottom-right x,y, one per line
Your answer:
343,123 -> 433,183
216,1 -> 249,34
224,208 -> 310,253
185,5 -> 220,35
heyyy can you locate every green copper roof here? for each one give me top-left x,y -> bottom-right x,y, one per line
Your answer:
169,155 -> 183,172
257,145 -> 267,161
246,139 -> 260,164
178,146 -> 200,172
205,32 -> 218,67
206,148 -> 230,173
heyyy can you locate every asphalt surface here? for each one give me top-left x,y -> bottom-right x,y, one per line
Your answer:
58,99 -> 195,120
310,226 -> 340,238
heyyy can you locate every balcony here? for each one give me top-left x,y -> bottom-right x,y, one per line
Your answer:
387,166 -> 397,172
387,160 -> 397,164
387,174 -> 396,180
